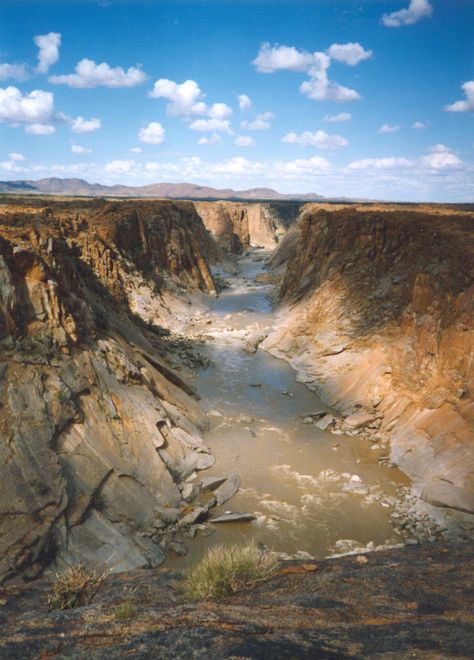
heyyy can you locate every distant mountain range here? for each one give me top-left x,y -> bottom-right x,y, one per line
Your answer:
0,177 -> 326,202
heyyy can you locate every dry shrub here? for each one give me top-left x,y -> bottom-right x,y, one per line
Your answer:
47,564 -> 108,611
183,541 -> 278,601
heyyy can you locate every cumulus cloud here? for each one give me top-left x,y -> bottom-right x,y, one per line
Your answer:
0,159 -> 29,173
237,94 -> 252,111
105,159 -> 135,174
253,41 -> 370,103
34,32 -> 61,73
25,123 -> 55,135
444,81 -> 474,113
324,112 -> 351,123
382,0 -> 433,27
71,144 -> 92,154
208,102 -> 232,119
49,58 -> 146,88
327,42 -> 372,66
0,86 -> 54,123
138,121 -> 165,144
71,116 -> 101,133
9,152 -> 25,161
378,123 -> 400,134
189,118 -> 232,133
149,78 -> 204,116
0,63 -> 29,81
252,43 -> 315,73
130,146 -> 142,153
420,144 -> 461,169
412,121 -> 427,129
282,130 -> 348,149
234,135 -> 254,147
241,112 -> 274,130
198,133 -> 222,145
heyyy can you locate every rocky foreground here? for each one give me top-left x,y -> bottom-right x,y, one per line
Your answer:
1,542 -> 473,659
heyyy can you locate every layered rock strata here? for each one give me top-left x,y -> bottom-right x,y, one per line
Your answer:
264,205 -> 474,516
0,199 -> 219,583
195,201 -> 302,252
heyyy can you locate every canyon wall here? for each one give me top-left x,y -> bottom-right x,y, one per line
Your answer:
195,201 -> 302,252
0,199 -> 218,583
264,205 -> 474,515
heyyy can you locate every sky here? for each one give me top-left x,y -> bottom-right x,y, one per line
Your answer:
0,0 -> 473,201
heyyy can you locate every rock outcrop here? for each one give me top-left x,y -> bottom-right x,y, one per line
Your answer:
195,201 -> 302,252
264,205 -> 474,515
0,199 -> 219,583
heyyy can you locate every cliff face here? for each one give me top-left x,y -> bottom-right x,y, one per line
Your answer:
0,199 -> 217,584
195,201 -> 302,252
264,206 -> 474,514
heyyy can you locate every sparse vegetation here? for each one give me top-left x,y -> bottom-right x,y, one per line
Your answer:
182,541 -> 278,601
113,600 -> 135,620
47,564 -> 108,611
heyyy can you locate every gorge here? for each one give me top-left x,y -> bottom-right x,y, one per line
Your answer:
0,194 -> 473,656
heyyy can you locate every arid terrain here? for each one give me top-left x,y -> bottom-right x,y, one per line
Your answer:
1,194 -> 473,657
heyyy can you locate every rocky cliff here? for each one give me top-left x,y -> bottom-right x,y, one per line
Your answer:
0,198 -> 219,584
195,201 -> 302,252
264,205 -> 474,517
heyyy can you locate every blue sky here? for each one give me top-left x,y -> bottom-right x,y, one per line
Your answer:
0,0 -> 472,200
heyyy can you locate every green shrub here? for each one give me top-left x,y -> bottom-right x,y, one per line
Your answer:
182,541 -> 278,601
113,600 -> 135,620
47,564 -> 108,611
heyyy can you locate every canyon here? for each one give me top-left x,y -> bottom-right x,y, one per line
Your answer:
0,193 -> 473,655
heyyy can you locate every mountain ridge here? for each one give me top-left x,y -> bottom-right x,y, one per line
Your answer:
0,177 -> 326,201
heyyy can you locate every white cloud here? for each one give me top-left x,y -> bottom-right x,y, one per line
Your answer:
9,152 -> 25,161
34,32 -> 61,73
300,72 -> 360,102
412,121 -> 427,129
198,133 -> 222,145
130,146 -> 142,153
382,0 -> 433,27
252,43 -> 315,73
208,102 -> 232,119
0,86 -> 54,123
327,42 -> 372,66
234,135 -> 254,147
241,112 -> 274,130
25,123 -> 55,135
324,112 -> 352,123
71,144 -> 92,154
420,144 -> 462,170
444,81 -> 474,113
138,121 -> 165,144
71,116 -> 101,133
347,157 -> 415,170
282,130 -> 348,149
237,94 -> 251,111
189,118 -> 232,133
105,159 -> 135,174
0,159 -> 28,173
149,78 -> 204,116
378,123 -> 400,134
49,58 -> 146,88
0,63 -> 29,81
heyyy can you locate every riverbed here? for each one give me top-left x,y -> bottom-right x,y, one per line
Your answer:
168,250 -> 411,566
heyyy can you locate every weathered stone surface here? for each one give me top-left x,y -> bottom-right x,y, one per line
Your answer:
264,204 -> 474,517
1,543 -> 473,659
214,472 -> 241,506
210,512 -> 256,523
0,198 -> 222,583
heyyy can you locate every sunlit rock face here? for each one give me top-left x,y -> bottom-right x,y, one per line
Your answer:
0,199 -> 217,583
195,201 -> 302,252
264,205 -> 474,514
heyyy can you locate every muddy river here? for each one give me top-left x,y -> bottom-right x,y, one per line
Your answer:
168,250 -> 410,566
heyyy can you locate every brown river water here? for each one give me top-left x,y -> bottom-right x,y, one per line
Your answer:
166,250 -> 410,567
